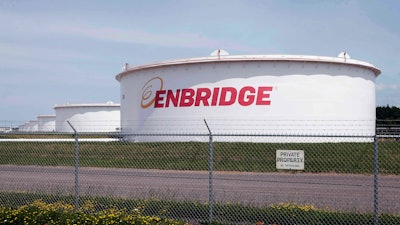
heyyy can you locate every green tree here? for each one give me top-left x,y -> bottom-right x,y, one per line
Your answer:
376,105 -> 400,126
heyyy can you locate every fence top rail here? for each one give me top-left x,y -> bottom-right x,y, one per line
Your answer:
121,133 -> 375,138
377,134 -> 400,138
1,132 -> 378,139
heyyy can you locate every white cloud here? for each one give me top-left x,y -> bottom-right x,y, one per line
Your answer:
376,83 -> 399,91
46,24 -> 256,53
0,9 -> 257,53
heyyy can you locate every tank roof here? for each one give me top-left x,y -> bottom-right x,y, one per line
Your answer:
37,114 -> 55,118
54,102 -> 120,109
116,54 -> 381,81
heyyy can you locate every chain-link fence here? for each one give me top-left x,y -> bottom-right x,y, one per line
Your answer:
0,125 -> 399,224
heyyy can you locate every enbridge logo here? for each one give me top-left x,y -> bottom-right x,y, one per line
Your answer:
141,77 -> 273,109
141,77 -> 164,108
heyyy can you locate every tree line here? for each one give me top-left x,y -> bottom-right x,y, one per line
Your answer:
376,105 -> 400,126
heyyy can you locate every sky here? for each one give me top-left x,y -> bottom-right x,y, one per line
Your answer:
0,0 -> 399,124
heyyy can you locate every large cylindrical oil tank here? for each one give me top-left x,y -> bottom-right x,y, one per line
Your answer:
18,123 -> 26,132
116,52 -> 381,142
18,122 -> 29,132
37,115 -> 56,132
25,120 -> 38,132
54,102 -> 120,133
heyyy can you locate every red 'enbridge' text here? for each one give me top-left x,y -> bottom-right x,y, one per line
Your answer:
154,86 -> 273,108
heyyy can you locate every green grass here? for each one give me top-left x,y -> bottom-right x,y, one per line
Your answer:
0,140 -> 399,174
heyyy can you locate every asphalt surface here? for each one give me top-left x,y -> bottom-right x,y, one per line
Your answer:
1,165 -> 399,214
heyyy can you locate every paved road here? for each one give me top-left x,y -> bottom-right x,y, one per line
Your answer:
1,165 -> 399,214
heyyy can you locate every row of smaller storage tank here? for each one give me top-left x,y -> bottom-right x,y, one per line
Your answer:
18,102 -> 120,133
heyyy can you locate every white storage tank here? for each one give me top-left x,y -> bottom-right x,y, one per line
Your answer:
37,115 -> 56,132
116,51 -> 381,141
25,120 -> 39,132
18,123 -> 27,132
54,102 -> 120,133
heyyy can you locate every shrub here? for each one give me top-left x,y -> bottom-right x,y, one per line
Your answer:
0,200 -> 187,225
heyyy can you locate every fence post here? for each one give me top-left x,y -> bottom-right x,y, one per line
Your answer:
373,135 -> 379,225
204,119 -> 213,223
67,121 -> 79,211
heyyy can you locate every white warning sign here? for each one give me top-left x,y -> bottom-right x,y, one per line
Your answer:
276,150 -> 304,170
